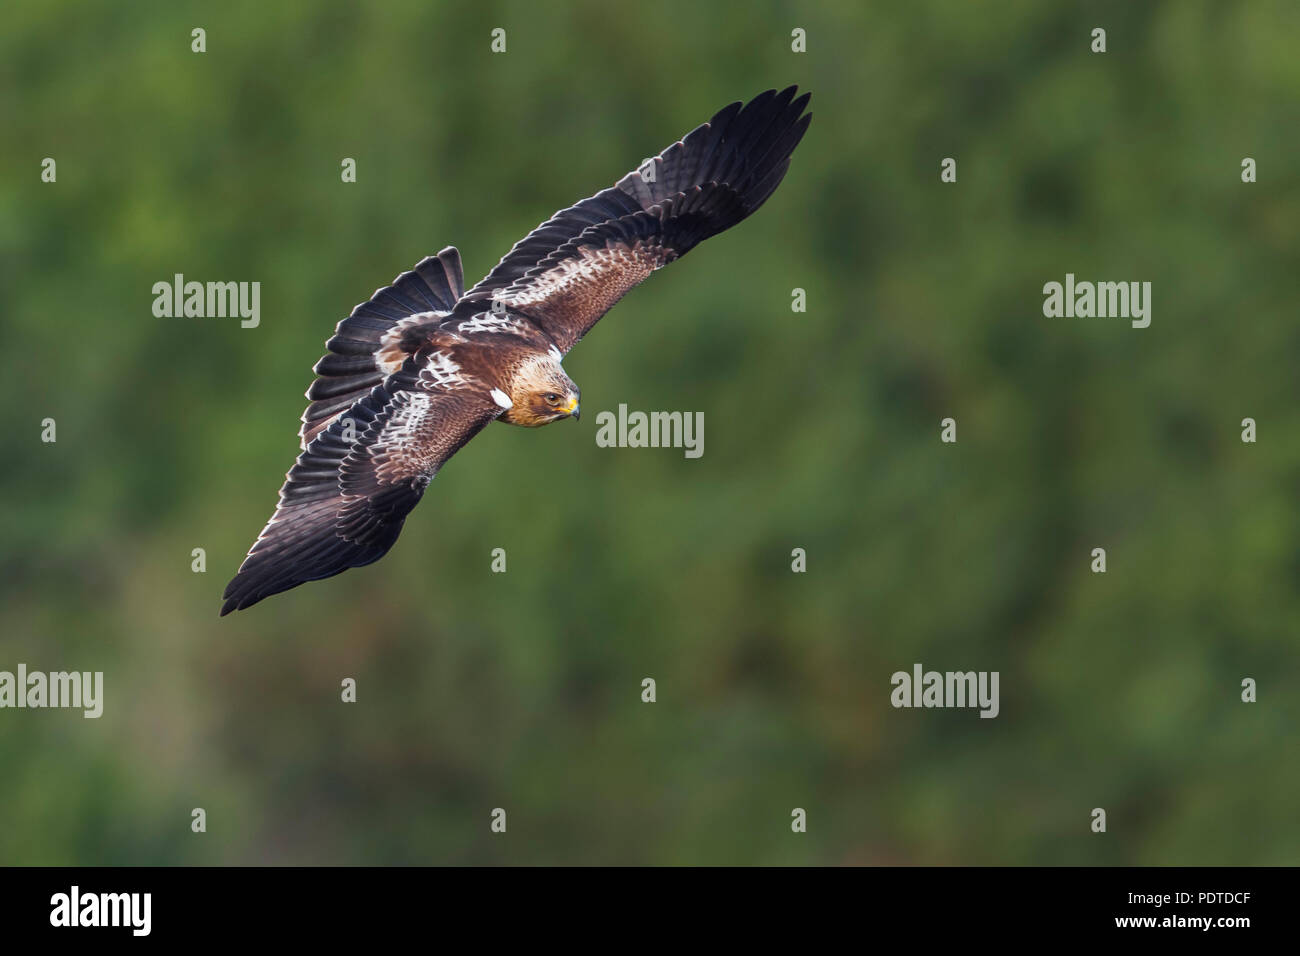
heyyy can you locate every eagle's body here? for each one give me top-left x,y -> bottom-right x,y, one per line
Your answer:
222,87 -> 811,614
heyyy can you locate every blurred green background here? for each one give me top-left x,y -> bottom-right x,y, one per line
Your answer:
1,0 -> 1296,865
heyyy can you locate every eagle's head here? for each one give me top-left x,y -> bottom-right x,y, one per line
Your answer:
500,347 -> 580,427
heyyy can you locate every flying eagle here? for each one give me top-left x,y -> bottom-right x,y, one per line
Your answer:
221,87 -> 812,614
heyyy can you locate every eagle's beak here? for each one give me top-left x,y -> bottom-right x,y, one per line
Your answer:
566,396 -> 580,420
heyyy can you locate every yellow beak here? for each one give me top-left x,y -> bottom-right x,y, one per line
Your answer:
564,397 -> 580,419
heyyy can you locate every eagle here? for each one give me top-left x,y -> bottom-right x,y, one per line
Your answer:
221,87 -> 812,614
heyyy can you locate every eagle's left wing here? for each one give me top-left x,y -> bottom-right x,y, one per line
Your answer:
221,360 -> 502,615
460,86 -> 811,354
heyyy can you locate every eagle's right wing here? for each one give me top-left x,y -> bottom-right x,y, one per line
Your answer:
459,86 -> 812,354
222,359 -> 502,615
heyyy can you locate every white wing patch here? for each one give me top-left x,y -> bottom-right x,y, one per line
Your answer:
458,311 -> 525,335
419,350 -> 472,391
490,388 -> 513,409
371,391 -> 435,482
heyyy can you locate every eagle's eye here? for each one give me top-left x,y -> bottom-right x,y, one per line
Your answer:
542,392 -> 562,406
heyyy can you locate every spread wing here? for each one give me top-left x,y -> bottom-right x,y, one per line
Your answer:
221,357 -> 501,615
460,86 -> 812,353
301,247 -> 464,448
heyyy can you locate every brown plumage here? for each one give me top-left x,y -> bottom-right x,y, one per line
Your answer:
222,87 -> 812,614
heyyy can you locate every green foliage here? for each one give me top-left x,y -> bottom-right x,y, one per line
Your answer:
1,0 -> 1295,864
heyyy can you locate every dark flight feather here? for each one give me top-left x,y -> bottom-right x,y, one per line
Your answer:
222,362 -> 500,615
